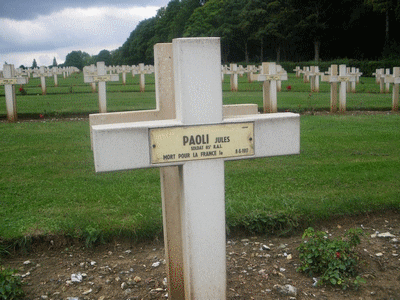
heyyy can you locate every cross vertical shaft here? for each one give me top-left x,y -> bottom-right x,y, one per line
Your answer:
173,38 -> 226,299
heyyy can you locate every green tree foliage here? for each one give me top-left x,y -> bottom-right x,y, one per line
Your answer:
240,0 -> 296,62
96,50 -> 112,65
52,57 -> 57,67
290,0 -> 336,61
31,59 -> 37,69
365,0 -> 400,56
113,0 -> 200,65
64,50 -> 91,70
108,0 -> 400,64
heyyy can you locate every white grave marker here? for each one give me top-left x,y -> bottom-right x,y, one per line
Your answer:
224,63 -> 245,91
251,62 -> 287,113
322,65 -> 356,112
1,64 -> 28,121
307,66 -> 323,92
246,65 -> 258,83
33,66 -> 52,95
380,68 -> 392,94
84,65 -> 97,93
322,65 -> 339,112
51,67 -> 62,87
384,67 -> 400,111
84,62 -> 119,113
91,38 -> 300,299
293,66 -> 301,77
136,63 -> 153,92
89,43 -> 258,299
121,65 -> 128,85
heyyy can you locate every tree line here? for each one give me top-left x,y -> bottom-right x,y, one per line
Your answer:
112,0 -> 400,65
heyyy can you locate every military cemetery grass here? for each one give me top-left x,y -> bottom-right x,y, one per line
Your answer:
1,72 -> 399,243
0,73 -> 393,119
1,109 -> 399,242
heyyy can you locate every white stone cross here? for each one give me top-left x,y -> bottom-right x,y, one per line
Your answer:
33,66 -> 52,95
322,65 -> 339,112
373,68 -> 383,84
246,65 -> 258,83
224,63 -> 245,91
84,64 -> 98,93
251,62 -> 288,113
347,67 -> 362,92
380,68 -> 392,94
51,67 -> 63,87
301,66 -> 310,83
305,66 -> 323,92
275,65 -> 287,92
133,63 -> 154,92
84,61 -> 119,113
384,67 -> 400,111
293,66 -> 301,77
1,64 -> 29,122
89,42 -> 258,299
321,64 -> 356,112
91,38 -> 300,299
120,65 -> 128,85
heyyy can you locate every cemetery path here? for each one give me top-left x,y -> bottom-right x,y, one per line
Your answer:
3,210 -> 400,300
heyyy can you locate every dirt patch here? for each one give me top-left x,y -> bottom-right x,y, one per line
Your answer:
2,210 -> 400,300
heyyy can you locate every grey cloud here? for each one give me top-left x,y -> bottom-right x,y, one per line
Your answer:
1,0 -> 168,20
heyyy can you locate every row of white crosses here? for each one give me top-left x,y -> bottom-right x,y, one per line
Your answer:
84,63 -> 154,92
111,63 -> 155,91
223,63 -> 288,92
294,66 -> 363,93
90,37 -> 300,299
0,66 -> 78,96
0,65 -> 78,121
31,66 -> 79,94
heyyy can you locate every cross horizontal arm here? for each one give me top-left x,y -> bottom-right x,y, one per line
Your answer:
253,74 -> 288,81
385,77 -> 400,84
84,74 -> 119,83
321,75 -> 356,82
92,112 -> 299,172
0,78 -> 28,85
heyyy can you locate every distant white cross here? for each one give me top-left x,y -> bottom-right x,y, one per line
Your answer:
384,67 -> 400,111
33,66 -> 52,95
322,64 -> 356,112
84,62 -> 119,113
251,62 -> 287,113
1,64 -> 28,121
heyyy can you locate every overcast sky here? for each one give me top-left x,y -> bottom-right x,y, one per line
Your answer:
0,0 -> 170,68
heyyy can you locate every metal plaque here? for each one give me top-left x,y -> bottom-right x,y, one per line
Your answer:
0,78 -> 18,85
92,75 -> 111,82
150,122 -> 254,164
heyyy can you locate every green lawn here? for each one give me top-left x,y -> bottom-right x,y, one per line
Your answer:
1,113 -> 399,241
